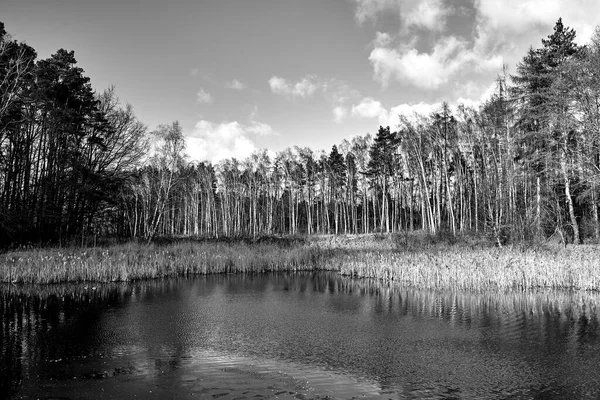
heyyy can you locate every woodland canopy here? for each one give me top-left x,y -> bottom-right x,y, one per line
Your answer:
1,19 -> 600,246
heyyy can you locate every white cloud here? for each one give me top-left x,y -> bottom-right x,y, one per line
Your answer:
353,0 -> 597,44
354,0 -> 482,90
473,0 -> 597,61
245,121 -> 275,136
404,0 -> 449,31
370,36 -> 502,90
373,31 -> 393,47
455,81 -> 499,108
323,79 -> 361,104
267,75 -> 360,122
351,97 -> 445,127
476,0 -> 564,36
351,0 -> 449,31
388,102 -> 441,126
268,75 -> 318,97
226,79 -> 247,90
196,88 -> 213,104
333,106 -> 348,123
352,97 -> 387,120
357,0 -> 596,98
351,97 -> 410,127
268,77 -> 287,93
311,79 -> 359,122
351,0 -> 399,24
186,120 -> 276,164
190,68 -> 199,77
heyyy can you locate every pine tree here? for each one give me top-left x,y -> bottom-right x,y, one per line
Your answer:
367,126 -> 400,232
512,18 -> 581,242
329,145 -> 346,233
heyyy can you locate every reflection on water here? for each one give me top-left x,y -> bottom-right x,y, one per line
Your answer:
2,273 -> 600,399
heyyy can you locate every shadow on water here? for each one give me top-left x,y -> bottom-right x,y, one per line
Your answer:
2,273 -> 600,399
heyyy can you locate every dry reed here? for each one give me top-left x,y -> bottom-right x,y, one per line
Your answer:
2,233 -> 600,292
335,245 -> 600,292
0,242 -> 333,284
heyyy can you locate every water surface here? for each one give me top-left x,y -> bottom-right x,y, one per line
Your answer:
2,273 -> 600,399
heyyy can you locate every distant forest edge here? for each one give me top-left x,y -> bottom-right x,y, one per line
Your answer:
2,19 -> 600,247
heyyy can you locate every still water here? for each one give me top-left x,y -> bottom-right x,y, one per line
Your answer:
2,272 -> 600,399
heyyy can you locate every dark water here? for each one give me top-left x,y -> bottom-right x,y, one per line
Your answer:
3,273 -> 600,399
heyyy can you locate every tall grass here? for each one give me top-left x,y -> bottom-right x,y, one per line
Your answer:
2,233 -> 600,292
334,245 -> 600,292
0,242 -> 333,284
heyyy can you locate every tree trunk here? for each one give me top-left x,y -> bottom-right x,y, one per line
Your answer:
536,176 -> 541,239
592,186 -> 600,240
561,153 -> 579,244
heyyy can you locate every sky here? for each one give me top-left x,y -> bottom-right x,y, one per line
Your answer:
2,0 -> 599,164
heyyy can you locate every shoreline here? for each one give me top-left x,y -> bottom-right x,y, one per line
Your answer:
2,233 -> 600,292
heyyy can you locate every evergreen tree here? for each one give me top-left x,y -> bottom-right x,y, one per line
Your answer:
329,145 -> 346,233
367,126 -> 400,232
512,18 -> 581,242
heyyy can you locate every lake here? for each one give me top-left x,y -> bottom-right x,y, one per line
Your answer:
2,272 -> 600,399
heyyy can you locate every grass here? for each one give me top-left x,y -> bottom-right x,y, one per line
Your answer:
1,232 -> 600,292
335,245 -> 600,292
0,241 -> 334,284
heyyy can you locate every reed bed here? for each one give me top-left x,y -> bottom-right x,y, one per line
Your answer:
2,233 -> 600,292
336,245 -> 600,292
0,242 -> 334,284
308,230 -> 489,252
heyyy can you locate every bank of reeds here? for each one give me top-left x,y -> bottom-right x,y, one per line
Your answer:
0,242 -> 334,284
335,245 -> 600,292
2,233 -> 600,292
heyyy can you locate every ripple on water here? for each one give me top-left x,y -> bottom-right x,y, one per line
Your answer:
5,274 -> 600,399
16,347 -> 386,399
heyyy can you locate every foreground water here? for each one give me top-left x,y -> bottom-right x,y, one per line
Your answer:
2,273 -> 600,399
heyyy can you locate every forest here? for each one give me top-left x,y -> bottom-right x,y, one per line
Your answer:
1,19 -> 600,247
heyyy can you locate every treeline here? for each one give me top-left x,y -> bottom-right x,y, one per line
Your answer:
1,19 -> 600,246
0,22 -> 146,244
